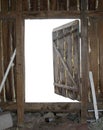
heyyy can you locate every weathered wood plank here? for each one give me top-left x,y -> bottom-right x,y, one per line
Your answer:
97,0 -> 103,11
98,19 -> 103,98
88,0 -> 96,10
53,43 -> 77,87
88,18 -> 99,101
53,20 -> 80,100
54,83 -> 78,92
1,102 -> 103,113
8,20 -> 16,102
23,11 -> 80,19
2,20 -> 12,101
40,0 -> 48,11
16,17 -> 25,126
16,0 -> 25,126
49,0 -> 57,10
81,0 -> 89,123
8,0 -> 16,12
1,0 -> 8,13
0,102 -> 81,113
69,0 -> 78,10
57,0 -> 67,10
22,0 -> 29,11
25,103 -> 81,112
0,20 -> 5,102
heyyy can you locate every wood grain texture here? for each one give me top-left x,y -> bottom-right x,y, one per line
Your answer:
16,0 -> 25,126
88,18 -> 99,102
81,0 -> 89,123
98,19 -> 103,96
53,20 -> 80,100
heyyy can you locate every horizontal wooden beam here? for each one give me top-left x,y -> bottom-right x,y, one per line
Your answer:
25,103 -> 81,112
0,12 -> 16,19
54,83 -> 78,92
1,102 -> 103,112
86,11 -> 103,17
0,11 -> 103,20
23,11 -> 80,19
0,102 -> 80,112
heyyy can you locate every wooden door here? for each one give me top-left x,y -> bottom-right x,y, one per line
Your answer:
53,20 -> 80,100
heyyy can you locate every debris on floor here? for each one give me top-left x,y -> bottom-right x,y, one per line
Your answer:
6,112 -> 89,130
88,117 -> 103,130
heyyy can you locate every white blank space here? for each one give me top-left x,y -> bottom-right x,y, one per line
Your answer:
25,19 -> 78,102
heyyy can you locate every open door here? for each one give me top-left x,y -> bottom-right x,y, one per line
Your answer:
53,20 -> 80,100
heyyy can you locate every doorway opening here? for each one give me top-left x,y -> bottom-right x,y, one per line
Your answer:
25,19 -> 79,102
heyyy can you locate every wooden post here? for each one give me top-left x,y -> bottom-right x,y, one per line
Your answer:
16,0 -> 25,126
81,0 -> 89,123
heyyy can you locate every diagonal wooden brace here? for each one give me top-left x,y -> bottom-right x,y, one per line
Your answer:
53,43 -> 77,87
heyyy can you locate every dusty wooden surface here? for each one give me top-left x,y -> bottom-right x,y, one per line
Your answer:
81,0 -> 89,123
0,0 -> 103,125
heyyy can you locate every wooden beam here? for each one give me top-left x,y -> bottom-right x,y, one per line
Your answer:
88,18 -> 99,98
53,44 -> 77,87
98,19 -> 103,98
16,0 -> 25,126
16,17 -> 25,126
1,102 -> 103,113
54,83 -> 78,92
0,102 -> 80,113
0,12 -> 16,19
25,103 -> 81,112
81,0 -> 89,123
23,11 -> 80,19
86,11 -> 103,17
1,0 -> 8,13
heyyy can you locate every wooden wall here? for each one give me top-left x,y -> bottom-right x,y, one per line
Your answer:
0,0 -> 103,125
88,18 -> 103,102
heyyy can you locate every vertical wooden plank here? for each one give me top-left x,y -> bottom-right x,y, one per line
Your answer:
49,0 -> 57,10
73,26 -> 80,99
77,0 -> 80,11
30,0 -> 38,11
1,20 -> 8,101
0,0 -> 1,12
53,21 -> 80,100
0,20 -> 2,101
8,20 -> 16,102
40,0 -> 48,10
98,19 -> 103,98
69,0 -> 77,10
67,0 -> 69,10
57,0 -> 67,10
0,20 -> 7,102
88,18 -> 99,100
1,0 -> 8,12
0,20 -> 4,101
16,17 -> 25,126
88,0 -> 96,10
81,0 -> 89,123
2,20 -> 11,101
16,0 -> 25,126
22,0 -> 29,11
9,0 -> 16,12
97,0 -> 103,11
66,27 -> 75,98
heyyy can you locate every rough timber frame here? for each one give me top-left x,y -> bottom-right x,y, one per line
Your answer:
1,0 -> 103,126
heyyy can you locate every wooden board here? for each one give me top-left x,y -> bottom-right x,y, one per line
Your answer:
98,19 -> 103,97
88,18 -> 99,102
53,20 -> 80,100
22,0 -> 80,11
